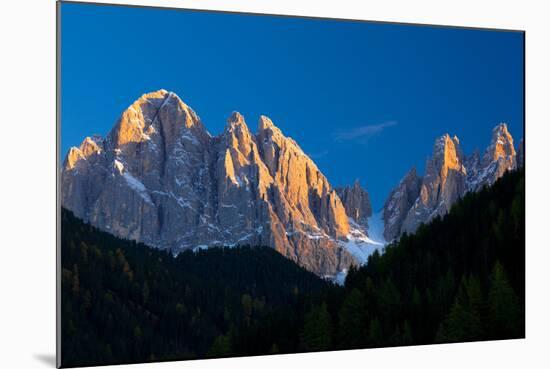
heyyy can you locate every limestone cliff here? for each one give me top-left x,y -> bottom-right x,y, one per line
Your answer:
382,168 -> 422,241
401,134 -> 467,234
335,180 -> 373,229
467,123 -> 516,191
383,123 -> 518,240
61,90 -> 355,277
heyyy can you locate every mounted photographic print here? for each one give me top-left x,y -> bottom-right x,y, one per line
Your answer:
57,1 -> 525,367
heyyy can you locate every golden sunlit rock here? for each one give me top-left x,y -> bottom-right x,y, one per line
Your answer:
385,123 -> 518,240
62,90 -> 356,277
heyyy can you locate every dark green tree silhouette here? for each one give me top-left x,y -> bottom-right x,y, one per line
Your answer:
301,303 -> 332,351
488,261 -> 522,338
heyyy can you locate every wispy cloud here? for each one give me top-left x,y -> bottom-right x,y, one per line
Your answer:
308,150 -> 329,159
333,121 -> 398,143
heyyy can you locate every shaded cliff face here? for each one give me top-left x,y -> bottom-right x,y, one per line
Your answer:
335,181 -> 372,229
382,168 -> 422,241
467,123 -> 517,191
383,123 -> 518,240
61,90 -> 355,277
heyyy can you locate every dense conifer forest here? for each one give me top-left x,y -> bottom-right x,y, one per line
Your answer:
60,169 -> 524,368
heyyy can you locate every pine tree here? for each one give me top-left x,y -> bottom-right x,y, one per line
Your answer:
207,334 -> 232,357
368,317 -> 382,345
338,288 -> 367,348
402,321 -> 413,345
488,262 -> 522,338
72,264 -> 80,295
301,303 -> 332,351
436,276 -> 483,342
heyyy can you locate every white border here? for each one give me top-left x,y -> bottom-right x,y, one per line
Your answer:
1,0 -> 549,368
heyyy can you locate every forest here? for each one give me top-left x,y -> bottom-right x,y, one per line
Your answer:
60,169 -> 524,367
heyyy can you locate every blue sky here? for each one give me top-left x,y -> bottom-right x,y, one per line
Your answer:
60,2 -> 524,209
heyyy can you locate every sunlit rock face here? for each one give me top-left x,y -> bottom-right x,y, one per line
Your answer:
401,134 -> 467,235
335,180 -> 372,229
382,168 -> 422,241
467,123 -> 517,192
383,123 -> 518,240
61,90 -> 355,277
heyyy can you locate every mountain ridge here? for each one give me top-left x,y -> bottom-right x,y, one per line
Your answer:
62,89 -> 523,275
62,89 -> 357,277
383,122 -> 522,241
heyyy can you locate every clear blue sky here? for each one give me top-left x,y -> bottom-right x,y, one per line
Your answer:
60,2 -> 524,209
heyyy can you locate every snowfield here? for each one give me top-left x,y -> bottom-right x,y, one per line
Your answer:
334,211 -> 387,285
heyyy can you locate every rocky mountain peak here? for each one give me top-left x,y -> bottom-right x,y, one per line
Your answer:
63,147 -> 85,171
63,136 -> 103,171
79,136 -> 102,157
107,90 -> 209,152
467,148 -> 480,163
224,112 -> 250,139
382,167 -> 422,241
258,114 -> 276,131
335,180 -> 372,229
483,122 -> 515,165
256,115 -> 350,238
62,91 -> 356,277
432,134 -> 464,175
467,122 -> 517,191
407,167 -> 418,179
465,149 -> 481,189
385,123 -> 519,240
222,111 -> 255,158
257,115 -> 288,149
400,133 -> 467,234
226,111 -> 246,127
141,89 -> 170,99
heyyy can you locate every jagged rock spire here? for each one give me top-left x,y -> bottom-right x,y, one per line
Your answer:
62,91 -> 355,277
382,167 -> 422,241
383,122 -> 519,240
107,89 -> 209,152
335,180 -> 373,229
468,122 -> 517,191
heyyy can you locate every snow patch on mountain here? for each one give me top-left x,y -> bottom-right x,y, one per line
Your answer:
340,213 -> 386,264
62,89 -> 357,277
123,172 -> 154,205
334,211 -> 388,285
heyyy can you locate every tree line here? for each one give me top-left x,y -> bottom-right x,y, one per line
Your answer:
60,169 -> 524,367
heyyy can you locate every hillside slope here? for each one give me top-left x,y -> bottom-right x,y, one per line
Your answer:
61,169 -> 524,366
60,208 -> 329,367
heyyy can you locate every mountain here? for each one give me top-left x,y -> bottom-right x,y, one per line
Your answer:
60,207 -> 330,367
401,134 -> 467,235
466,123 -> 517,191
335,180 -> 372,229
61,167 -> 524,366
61,90 -> 356,277
345,168 -> 524,347
383,123 -> 518,241
382,168 -> 422,241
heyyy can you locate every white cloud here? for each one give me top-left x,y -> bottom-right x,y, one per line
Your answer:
333,121 -> 398,143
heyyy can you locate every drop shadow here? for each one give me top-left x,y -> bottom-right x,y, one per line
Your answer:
33,353 -> 56,367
